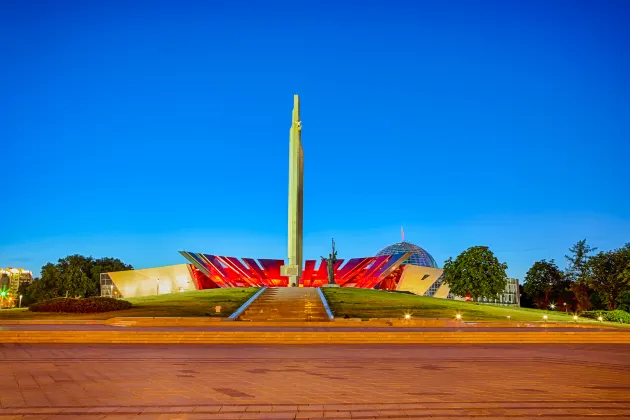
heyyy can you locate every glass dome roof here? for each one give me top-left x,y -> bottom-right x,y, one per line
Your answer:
376,242 -> 438,268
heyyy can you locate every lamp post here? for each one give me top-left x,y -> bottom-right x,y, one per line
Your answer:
563,302 -> 567,313
156,279 -> 160,296
19,295 -> 23,308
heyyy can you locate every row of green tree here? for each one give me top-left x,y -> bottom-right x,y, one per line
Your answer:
19,255 -> 133,305
523,240 -> 630,311
19,241 -> 630,312
441,240 -> 630,312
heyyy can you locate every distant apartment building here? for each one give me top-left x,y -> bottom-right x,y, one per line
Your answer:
0,268 -> 33,307
473,278 -> 520,306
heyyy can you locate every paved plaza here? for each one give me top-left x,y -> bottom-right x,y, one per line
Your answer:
0,343 -> 629,419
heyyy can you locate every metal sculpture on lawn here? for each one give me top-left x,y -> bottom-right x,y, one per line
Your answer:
321,238 -> 339,285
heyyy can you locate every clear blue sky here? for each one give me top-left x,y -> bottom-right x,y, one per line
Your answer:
1,0 -> 629,280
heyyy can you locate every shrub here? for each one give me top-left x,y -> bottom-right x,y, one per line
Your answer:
29,297 -> 132,313
582,310 -> 630,324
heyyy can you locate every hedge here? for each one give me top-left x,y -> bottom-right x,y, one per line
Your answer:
29,297 -> 132,313
581,309 -> 630,324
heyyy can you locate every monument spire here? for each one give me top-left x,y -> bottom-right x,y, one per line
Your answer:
281,94 -> 304,286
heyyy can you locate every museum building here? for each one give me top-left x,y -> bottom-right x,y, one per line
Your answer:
100,241 -> 519,306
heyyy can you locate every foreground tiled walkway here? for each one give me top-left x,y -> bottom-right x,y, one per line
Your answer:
0,344 -> 629,419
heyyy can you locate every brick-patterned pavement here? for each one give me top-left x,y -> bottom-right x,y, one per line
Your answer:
0,344 -> 629,419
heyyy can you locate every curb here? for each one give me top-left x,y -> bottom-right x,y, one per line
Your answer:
0,319 -> 107,325
1,330 -> 629,344
0,317 -> 622,329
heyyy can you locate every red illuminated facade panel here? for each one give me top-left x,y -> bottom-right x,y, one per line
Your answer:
179,251 -> 413,291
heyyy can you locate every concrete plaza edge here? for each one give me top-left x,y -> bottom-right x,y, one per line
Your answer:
0,317 -> 622,329
1,330 -> 629,344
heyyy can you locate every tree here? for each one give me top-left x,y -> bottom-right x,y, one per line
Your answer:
57,255 -> 95,298
442,246 -> 508,300
517,284 -> 536,308
27,255 -> 133,303
618,290 -> 630,313
588,244 -> 630,310
565,239 -> 597,311
28,263 -> 61,302
17,281 -> 36,307
90,257 -> 133,290
523,259 -> 566,308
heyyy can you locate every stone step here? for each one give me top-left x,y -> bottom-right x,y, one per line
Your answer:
237,287 -> 330,322
243,311 -> 328,316
244,307 -> 326,311
240,315 -> 329,321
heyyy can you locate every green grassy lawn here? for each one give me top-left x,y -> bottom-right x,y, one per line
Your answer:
321,287 -> 621,326
0,288 -> 260,320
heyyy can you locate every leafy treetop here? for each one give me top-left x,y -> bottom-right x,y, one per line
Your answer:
442,246 -> 508,300
523,259 -> 566,308
27,255 -> 132,303
588,244 -> 630,310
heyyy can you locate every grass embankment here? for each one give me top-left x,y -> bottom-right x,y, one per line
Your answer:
0,288 -> 260,320
321,287 -> 621,325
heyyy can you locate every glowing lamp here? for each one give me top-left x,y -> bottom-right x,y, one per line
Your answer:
455,313 -> 462,320
543,315 -> 548,321
404,314 -> 411,320
598,316 -> 603,322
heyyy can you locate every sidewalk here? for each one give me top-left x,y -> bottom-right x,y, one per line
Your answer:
0,343 -> 628,419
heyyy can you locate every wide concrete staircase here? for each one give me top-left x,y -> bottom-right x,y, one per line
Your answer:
238,288 -> 330,322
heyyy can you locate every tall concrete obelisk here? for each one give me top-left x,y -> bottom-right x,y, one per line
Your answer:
281,94 -> 304,287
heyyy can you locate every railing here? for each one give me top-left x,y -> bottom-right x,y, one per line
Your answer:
317,288 -> 335,320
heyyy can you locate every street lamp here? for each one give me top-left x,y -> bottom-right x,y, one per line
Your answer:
156,279 -> 160,295
19,295 -> 23,308
563,302 -> 567,313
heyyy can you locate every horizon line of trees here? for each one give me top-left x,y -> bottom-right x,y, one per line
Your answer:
441,239 -> 630,314
14,239 -> 630,313
522,240 -> 630,312
18,255 -> 133,306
